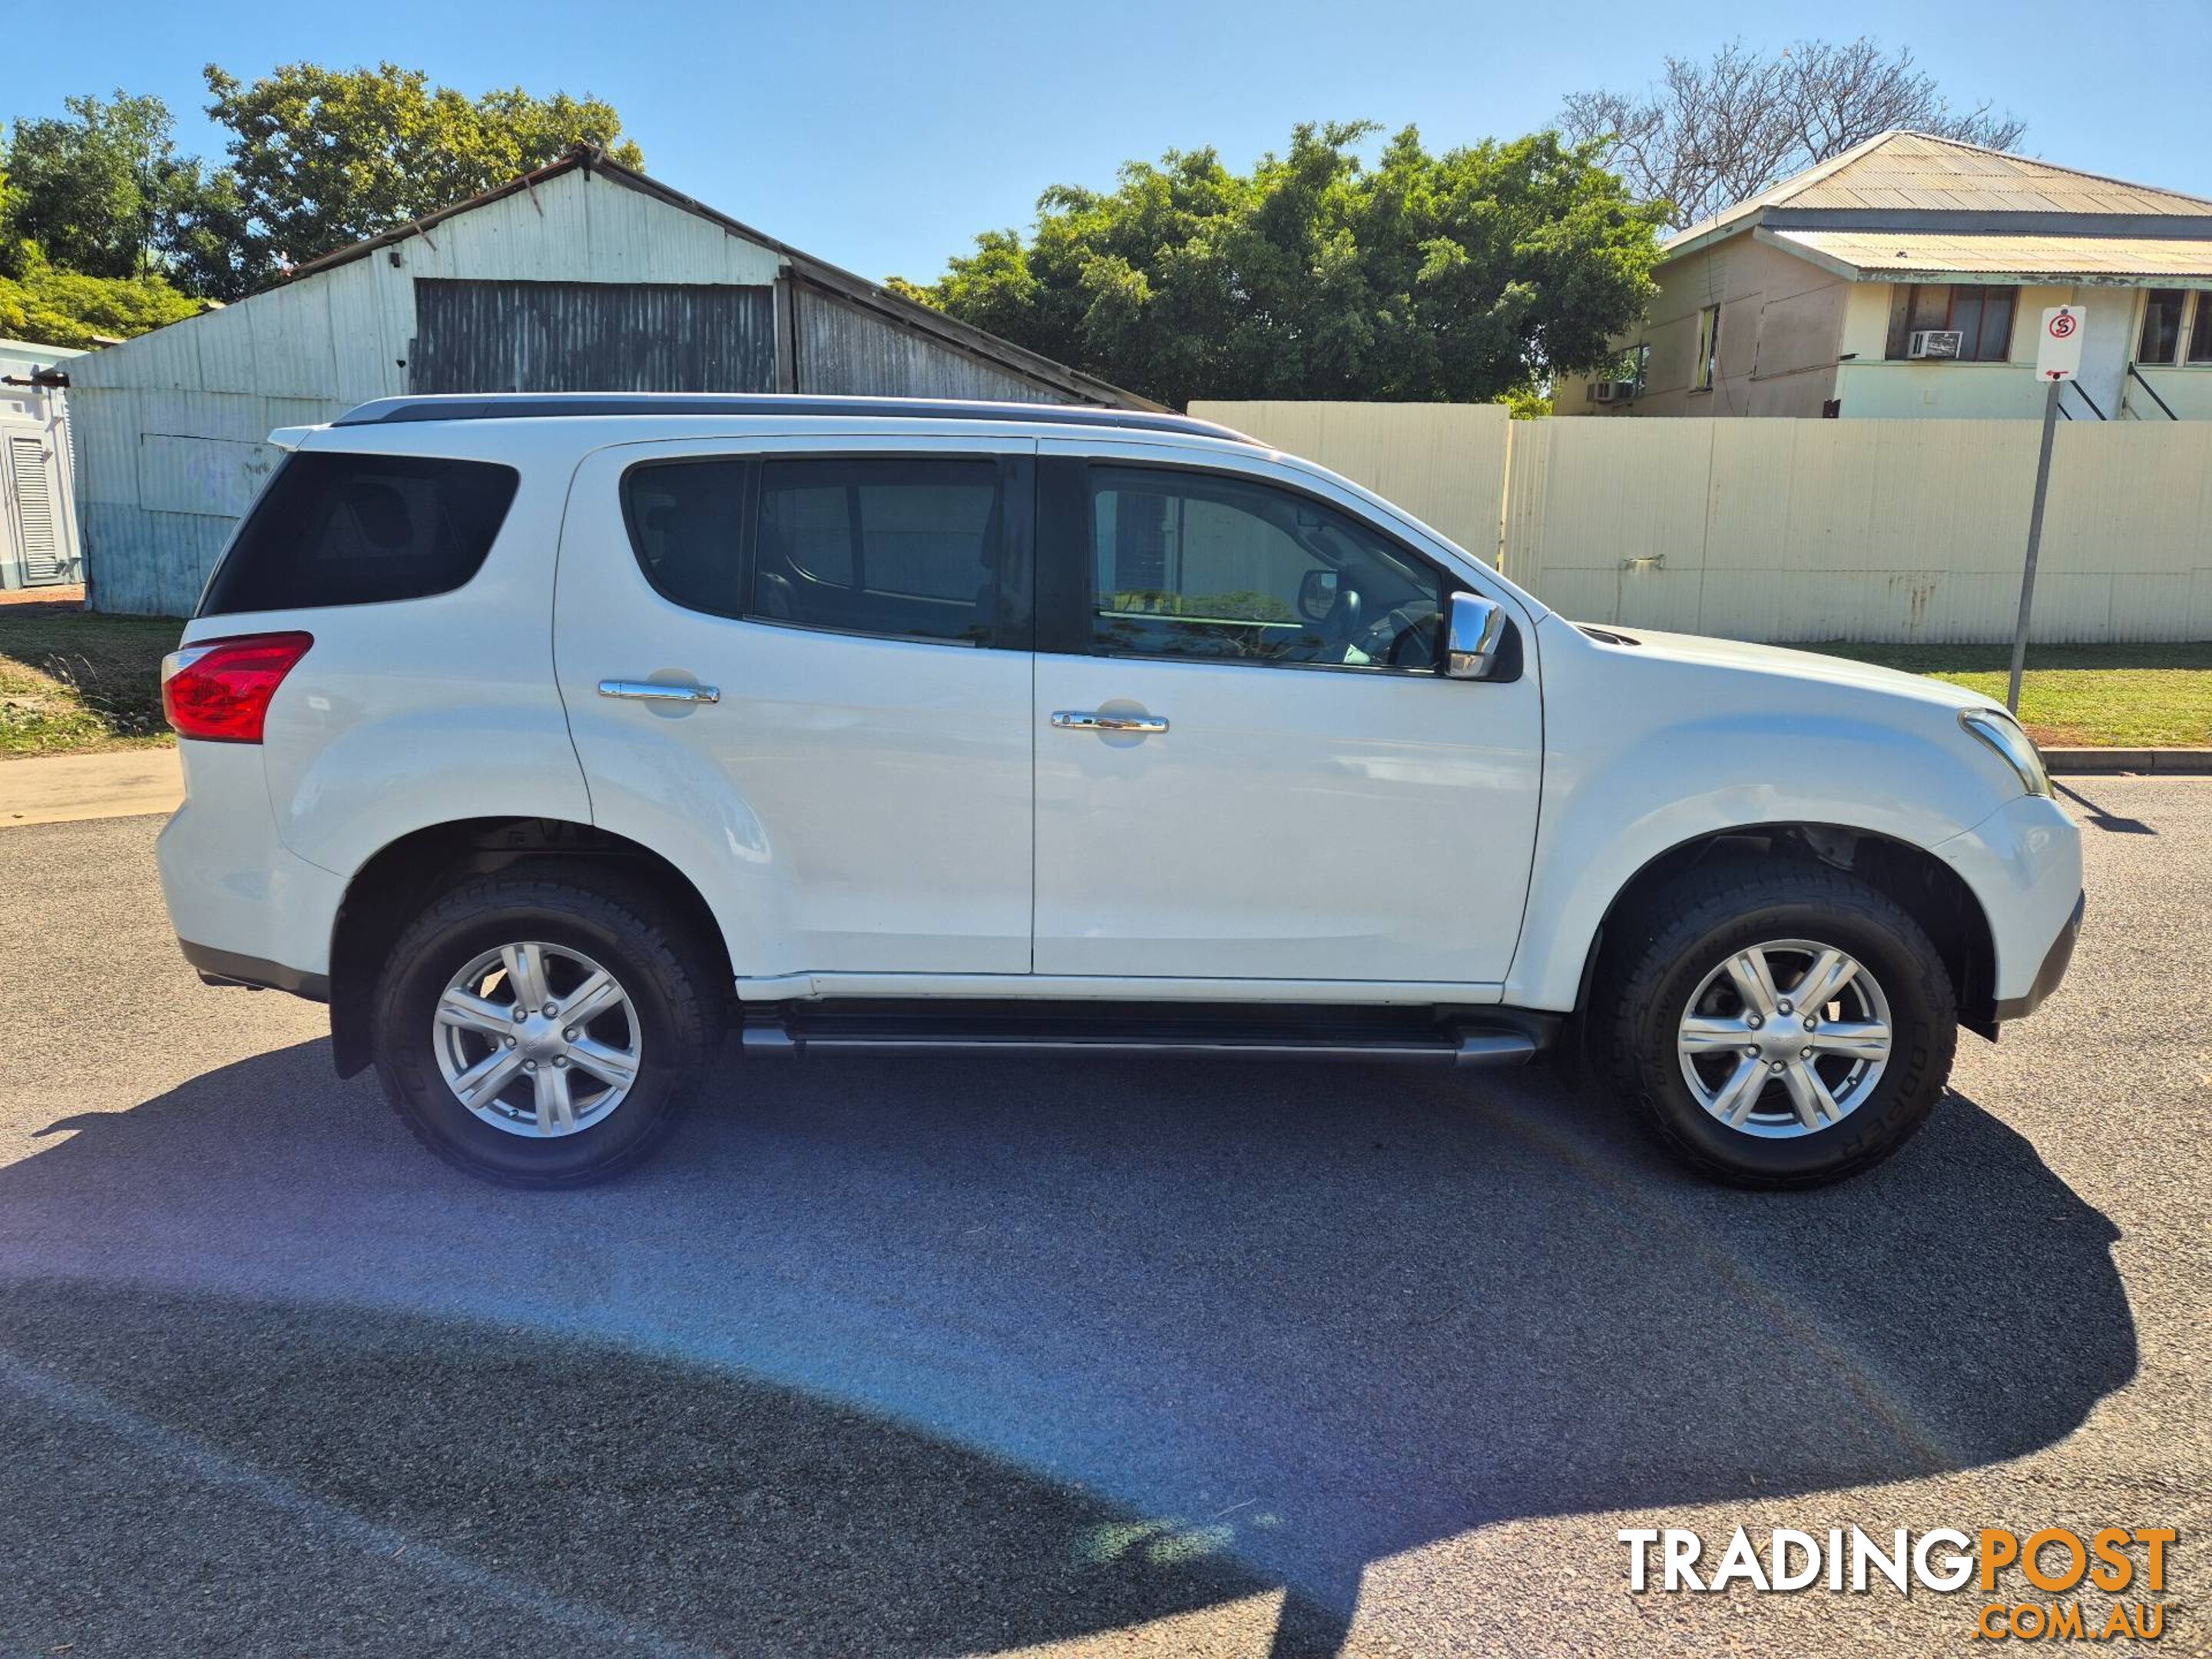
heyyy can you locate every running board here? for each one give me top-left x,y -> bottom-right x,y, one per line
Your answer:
739,1003 -> 1548,1069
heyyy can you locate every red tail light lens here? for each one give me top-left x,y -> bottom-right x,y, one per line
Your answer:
161,631 -> 314,744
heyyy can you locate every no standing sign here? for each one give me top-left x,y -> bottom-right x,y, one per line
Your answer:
2037,306 -> 2084,382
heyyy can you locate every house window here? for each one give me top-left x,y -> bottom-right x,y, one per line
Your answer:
2139,289 -> 2212,366
2138,290 -> 2185,363
1693,305 -> 1721,391
1883,284 -> 2016,362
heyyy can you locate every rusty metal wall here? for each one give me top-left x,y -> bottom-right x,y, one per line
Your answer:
795,288 -> 1065,402
410,279 -> 777,394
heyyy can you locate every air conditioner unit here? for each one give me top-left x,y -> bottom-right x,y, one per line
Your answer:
1589,379 -> 1639,404
1909,329 -> 1964,360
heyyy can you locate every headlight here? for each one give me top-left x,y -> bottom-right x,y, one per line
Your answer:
1960,709 -> 2051,798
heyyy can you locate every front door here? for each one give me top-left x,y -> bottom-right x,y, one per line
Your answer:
555,434 -> 1036,977
1030,441 -> 1542,985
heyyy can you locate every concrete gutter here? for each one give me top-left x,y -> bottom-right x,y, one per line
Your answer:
2044,747 -> 2212,775
0,747 -> 182,827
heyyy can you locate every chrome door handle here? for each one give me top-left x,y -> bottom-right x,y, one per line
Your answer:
1052,710 -> 1167,733
598,679 -> 720,704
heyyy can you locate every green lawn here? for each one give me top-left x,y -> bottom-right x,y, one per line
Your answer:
1810,642 -> 2212,749
0,604 -> 181,757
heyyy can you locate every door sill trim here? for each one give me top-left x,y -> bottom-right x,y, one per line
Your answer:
733,971 -> 1507,1006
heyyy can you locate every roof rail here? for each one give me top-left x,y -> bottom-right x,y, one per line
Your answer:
331,392 -> 1251,442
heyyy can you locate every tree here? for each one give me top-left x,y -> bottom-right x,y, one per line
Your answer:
1,92 -> 254,300
901,121 -> 1667,409
201,61 -> 644,286
1561,38 -> 2025,230
3,93 -> 182,278
0,249 -> 199,348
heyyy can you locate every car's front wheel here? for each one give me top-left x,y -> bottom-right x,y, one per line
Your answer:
370,867 -> 717,1187
1597,857 -> 1958,1188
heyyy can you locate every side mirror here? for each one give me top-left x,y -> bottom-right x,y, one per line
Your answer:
1296,568 -> 1340,623
1444,591 -> 1506,680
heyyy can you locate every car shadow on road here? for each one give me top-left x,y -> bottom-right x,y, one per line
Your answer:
0,1040 -> 2136,1656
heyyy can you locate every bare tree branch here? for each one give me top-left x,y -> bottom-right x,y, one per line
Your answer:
1561,37 -> 2026,230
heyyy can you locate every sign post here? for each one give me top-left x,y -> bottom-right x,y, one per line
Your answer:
2009,306 -> 2083,713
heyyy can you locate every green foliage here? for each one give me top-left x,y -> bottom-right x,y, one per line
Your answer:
203,62 -> 645,286
0,249 -> 199,347
909,121 -> 1666,407
1493,383 -> 1554,419
3,93 -> 173,277
1,91 -> 259,300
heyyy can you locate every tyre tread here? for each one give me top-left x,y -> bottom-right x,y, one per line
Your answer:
1596,854 -> 1956,1190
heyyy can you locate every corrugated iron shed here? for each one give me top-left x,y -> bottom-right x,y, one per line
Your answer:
68,144 -> 1159,614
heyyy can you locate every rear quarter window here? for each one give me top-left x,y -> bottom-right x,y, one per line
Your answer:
198,452 -> 520,617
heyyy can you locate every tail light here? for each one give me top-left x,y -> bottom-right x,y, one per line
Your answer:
161,632 -> 314,744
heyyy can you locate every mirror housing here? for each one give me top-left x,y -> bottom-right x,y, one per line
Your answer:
1296,568 -> 1341,623
1444,591 -> 1507,680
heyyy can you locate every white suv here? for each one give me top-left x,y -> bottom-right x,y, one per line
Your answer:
156,395 -> 2083,1189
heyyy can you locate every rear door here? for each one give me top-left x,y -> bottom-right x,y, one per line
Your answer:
555,434 -> 1037,978
1030,441 -> 1543,985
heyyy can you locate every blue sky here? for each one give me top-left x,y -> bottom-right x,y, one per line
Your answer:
7,0 -> 2209,281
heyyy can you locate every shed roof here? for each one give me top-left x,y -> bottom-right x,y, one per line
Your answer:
1664,131 -> 2212,270
286,145 -> 1158,410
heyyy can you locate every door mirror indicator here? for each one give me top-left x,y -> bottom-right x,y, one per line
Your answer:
1445,591 -> 1506,680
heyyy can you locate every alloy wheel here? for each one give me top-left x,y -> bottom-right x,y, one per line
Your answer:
430,941 -> 642,1137
1676,938 -> 1892,1139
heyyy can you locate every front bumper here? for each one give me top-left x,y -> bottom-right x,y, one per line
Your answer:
1994,889 -> 2084,1022
1932,791 -> 2084,1019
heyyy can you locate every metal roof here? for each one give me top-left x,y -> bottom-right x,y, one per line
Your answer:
1760,227 -> 2212,285
280,145 -> 1162,412
331,392 -> 1252,441
1664,131 -> 2212,267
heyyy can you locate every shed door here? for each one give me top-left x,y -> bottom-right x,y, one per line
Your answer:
409,279 -> 776,395
6,433 -> 67,585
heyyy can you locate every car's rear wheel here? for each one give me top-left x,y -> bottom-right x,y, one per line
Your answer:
371,867 -> 717,1187
1596,857 -> 1957,1187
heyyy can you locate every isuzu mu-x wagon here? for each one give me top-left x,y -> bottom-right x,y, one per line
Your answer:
157,395 -> 2083,1188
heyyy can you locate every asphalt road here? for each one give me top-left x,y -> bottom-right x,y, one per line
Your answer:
0,778 -> 2204,1657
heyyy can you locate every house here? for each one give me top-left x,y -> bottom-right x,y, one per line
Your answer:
1563,131 -> 2212,422
69,145 -> 1150,616
0,338 -> 84,592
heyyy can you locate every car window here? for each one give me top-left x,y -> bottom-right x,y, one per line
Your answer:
755,458 -> 1001,644
1085,465 -> 1445,671
200,452 -> 518,616
624,459 -> 750,617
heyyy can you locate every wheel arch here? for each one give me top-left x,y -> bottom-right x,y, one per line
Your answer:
1568,822 -> 2000,1041
328,817 -> 732,1077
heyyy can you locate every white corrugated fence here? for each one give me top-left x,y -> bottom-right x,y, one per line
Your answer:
1193,401 -> 2212,644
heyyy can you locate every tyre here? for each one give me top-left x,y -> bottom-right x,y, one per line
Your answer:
369,865 -> 718,1187
1595,856 -> 1956,1188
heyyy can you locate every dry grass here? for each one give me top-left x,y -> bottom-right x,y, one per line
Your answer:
0,601 -> 180,757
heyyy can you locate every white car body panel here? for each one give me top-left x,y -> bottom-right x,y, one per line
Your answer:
154,740 -> 348,977
1031,435 -> 1542,984
151,401 -> 2082,1045
551,433 -> 1035,977
1503,618 -> 2057,1009
174,419 -> 593,886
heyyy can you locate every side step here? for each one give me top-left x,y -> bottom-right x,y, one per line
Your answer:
739,1001 -> 1550,1070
